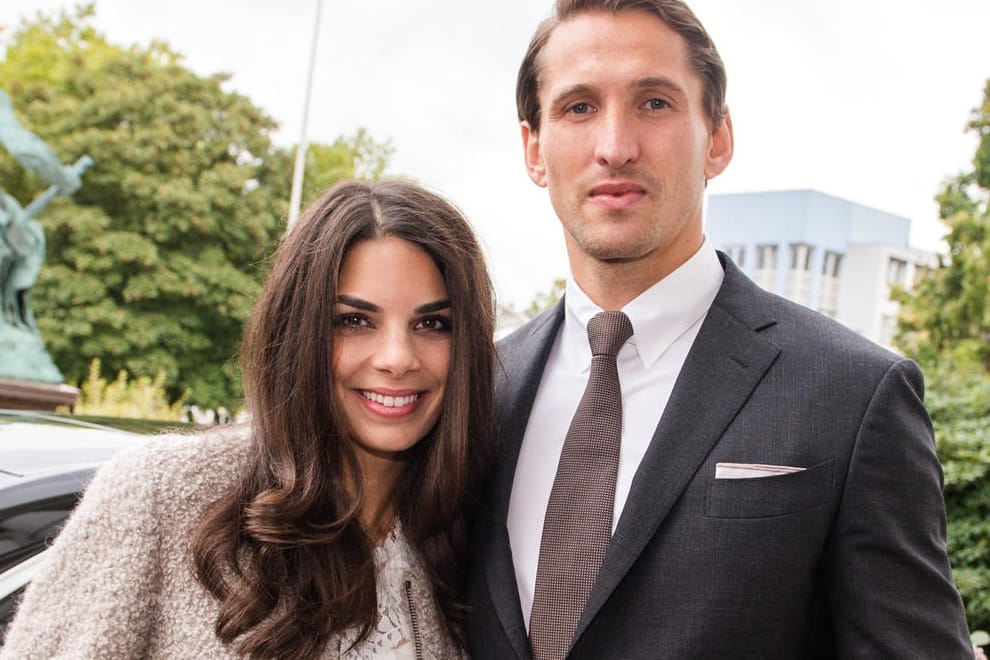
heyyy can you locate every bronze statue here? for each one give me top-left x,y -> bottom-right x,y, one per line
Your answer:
0,88 -> 92,382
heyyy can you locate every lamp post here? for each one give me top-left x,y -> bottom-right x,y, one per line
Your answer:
286,0 -> 324,231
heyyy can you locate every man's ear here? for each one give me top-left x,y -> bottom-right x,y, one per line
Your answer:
521,121 -> 547,187
704,110 -> 734,181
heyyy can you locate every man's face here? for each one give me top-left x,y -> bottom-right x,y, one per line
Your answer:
522,9 -> 732,281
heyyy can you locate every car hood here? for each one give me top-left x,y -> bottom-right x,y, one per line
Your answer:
0,422 -> 146,479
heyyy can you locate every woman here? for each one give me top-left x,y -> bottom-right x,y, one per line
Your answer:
1,180 -> 497,659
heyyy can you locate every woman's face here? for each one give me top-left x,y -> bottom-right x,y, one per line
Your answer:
332,236 -> 451,476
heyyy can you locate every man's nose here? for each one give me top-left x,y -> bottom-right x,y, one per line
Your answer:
595,107 -> 640,169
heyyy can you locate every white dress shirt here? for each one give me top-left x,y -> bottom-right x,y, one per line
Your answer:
507,239 -> 724,628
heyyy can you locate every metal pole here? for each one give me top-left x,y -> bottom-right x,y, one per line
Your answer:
286,0 -> 324,231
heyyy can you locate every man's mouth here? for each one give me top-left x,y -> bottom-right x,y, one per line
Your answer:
588,181 -> 647,209
589,181 -> 646,197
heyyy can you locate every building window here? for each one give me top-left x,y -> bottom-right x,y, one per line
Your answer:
818,251 -> 842,317
756,244 -> 777,269
754,244 -> 777,291
725,244 -> 745,268
886,257 -> 907,287
786,244 -> 813,304
821,251 -> 842,277
790,244 -> 812,271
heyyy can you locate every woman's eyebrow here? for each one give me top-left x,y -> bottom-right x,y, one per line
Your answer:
336,296 -> 450,314
337,295 -> 378,312
416,300 -> 451,314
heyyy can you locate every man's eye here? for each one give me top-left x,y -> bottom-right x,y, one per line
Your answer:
568,102 -> 593,115
645,98 -> 669,110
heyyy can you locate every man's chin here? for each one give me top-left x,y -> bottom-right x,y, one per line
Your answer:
582,242 -> 656,264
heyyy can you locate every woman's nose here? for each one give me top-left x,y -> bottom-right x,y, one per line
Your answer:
371,328 -> 419,377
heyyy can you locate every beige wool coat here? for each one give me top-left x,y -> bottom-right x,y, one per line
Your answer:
0,425 -> 461,659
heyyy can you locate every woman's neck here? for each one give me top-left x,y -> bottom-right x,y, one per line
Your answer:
351,451 -> 406,543
360,495 -> 395,544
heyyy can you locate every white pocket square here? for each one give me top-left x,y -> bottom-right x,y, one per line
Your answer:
715,462 -> 806,479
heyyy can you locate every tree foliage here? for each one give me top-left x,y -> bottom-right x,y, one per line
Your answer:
526,277 -> 566,317
897,78 -> 990,370
895,78 -> 990,635
300,129 -> 393,200
926,360 -> 990,634
0,5 -> 392,407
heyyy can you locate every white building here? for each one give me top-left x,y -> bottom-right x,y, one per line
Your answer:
705,189 -> 936,349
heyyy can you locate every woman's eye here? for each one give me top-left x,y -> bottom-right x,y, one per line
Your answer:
336,313 -> 372,330
416,316 -> 451,333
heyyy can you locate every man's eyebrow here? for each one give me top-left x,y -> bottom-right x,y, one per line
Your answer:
549,77 -> 686,106
416,300 -> 451,314
548,83 -> 594,106
633,76 -> 687,96
337,295 -> 379,312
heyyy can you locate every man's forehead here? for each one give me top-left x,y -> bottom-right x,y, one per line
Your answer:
537,9 -> 696,94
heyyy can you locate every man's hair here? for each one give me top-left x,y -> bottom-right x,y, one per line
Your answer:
192,180 -> 497,658
516,0 -> 727,132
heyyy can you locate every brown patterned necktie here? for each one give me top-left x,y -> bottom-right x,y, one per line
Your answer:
529,311 -> 634,660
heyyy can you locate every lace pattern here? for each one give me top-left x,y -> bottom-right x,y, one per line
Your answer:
337,527 -> 436,659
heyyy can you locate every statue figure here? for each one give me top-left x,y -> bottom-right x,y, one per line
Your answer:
0,88 -> 92,383
0,190 -> 44,332
0,156 -> 92,334
0,89 -> 82,194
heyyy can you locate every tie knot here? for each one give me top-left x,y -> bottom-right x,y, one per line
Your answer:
587,311 -> 633,357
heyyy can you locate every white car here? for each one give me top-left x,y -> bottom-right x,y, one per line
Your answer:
0,410 -> 183,640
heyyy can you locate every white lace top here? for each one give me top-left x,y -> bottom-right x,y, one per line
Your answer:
337,526 -> 449,659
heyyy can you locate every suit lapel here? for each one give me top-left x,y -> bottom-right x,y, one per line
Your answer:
482,303 -> 565,659
576,258 -> 783,639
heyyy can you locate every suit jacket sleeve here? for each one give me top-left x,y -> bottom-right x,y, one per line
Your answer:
0,445 -> 162,659
824,358 -> 971,657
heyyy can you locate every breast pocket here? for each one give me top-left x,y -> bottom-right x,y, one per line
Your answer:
704,458 -> 834,519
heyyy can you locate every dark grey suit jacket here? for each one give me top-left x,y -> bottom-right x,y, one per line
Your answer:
467,255 -> 972,659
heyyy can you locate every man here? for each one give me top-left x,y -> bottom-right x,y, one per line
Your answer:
467,0 -> 973,657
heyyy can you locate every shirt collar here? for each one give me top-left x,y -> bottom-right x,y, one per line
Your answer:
562,238 -> 724,370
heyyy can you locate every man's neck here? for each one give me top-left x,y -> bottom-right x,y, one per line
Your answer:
569,249 -> 698,311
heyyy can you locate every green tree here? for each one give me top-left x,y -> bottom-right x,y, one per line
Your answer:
495,278 -> 565,338
527,277 -> 566,317
926,360 -> 990,634
897,78 -> 990,369
272,128 -> 394,207
895,79 -> 990,634
0,6 -> 392,407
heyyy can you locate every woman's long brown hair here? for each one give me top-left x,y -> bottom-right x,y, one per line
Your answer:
190,180 -> 497,659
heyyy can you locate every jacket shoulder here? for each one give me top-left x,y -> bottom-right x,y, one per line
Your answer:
716,256 -> 904,371
497,303 -> 564,361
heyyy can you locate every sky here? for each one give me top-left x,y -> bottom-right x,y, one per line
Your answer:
1,1 -> 988,308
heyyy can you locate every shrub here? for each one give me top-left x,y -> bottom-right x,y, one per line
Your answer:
64,358 -> 187,421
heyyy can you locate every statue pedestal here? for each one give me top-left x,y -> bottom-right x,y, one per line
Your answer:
0,322 -> 64,382
0,376 -> 79,411
0,323 -> 76,410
